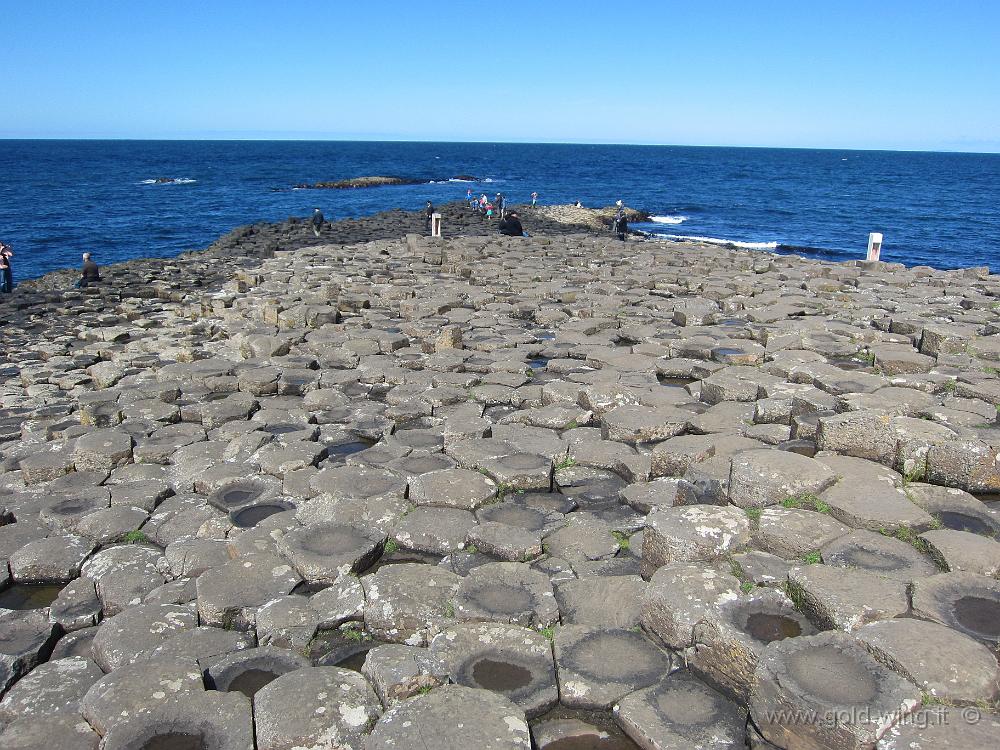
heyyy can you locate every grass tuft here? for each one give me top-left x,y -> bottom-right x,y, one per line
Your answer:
384,539 -> 399,555
121,530 -> 149,544
555,455 -> 577,471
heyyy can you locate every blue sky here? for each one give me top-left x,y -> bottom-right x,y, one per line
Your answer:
3,1 -> 998,151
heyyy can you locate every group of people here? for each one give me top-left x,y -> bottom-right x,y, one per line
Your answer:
0,242 -> 101,293
466,190 -> 513,221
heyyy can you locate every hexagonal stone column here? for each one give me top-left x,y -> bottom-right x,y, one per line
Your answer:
366,684 -> 530,750
409,468 -> 497,510
196,552 -> 301,631
727,449 -> 836,508
641,504 -> 750,578
362,563 -> 461,646
73,429 -> 134,472
614,671 -> 746,750
98,690 -> 253,750
277,522 -> 385,583
253,665 -> 382,750
750,631 -> 920,750
430,622 -> 556,718
553,625 -> 674,709
911,572 -> 1000,645
454,562 -> 558,628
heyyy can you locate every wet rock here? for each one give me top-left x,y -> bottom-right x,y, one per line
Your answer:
615,671 -> 746,750
278,522 -> 385,583
750,631 -> 920,750
454,562 -> 558,628
430,622 -> 557,718
206,645 -> 311,699
554,574 -> 646,628
554,625 -> 674,709
97,690 -> 253,750
821,528 -> 940,581
911,572 -> 1000,645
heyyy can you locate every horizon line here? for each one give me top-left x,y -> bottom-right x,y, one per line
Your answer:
1,136 -> 998,156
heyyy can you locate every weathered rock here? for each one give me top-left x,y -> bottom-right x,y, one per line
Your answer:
554,625 -> 674,709
365,684 -> 531,750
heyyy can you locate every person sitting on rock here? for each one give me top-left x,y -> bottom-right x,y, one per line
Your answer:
310,208 -> 325,237
498,212 -> 526,237
76,252 -> 101,288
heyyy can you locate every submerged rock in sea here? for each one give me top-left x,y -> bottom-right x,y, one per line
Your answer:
2,201 -> 1000,749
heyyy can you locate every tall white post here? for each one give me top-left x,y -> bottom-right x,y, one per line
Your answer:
431,213 -> 442,238
866,232 -> 883,261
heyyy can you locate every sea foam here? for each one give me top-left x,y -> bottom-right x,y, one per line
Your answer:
661,234 -> 779,250
649,215 -> 688,225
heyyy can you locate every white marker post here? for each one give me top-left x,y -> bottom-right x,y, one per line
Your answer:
431,213 -> 442,238
866,232 -> 883,261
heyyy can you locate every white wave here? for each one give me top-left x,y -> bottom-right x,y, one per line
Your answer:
447,178 -> 477,183
482,178 -> 494,183
139,178 -> 196,185
649,215 -> 688,225
661,234 -> 778,250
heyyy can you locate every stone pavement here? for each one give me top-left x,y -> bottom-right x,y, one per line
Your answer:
2,207 -> 1000,748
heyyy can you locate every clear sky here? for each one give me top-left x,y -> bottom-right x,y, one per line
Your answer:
3,1 -> 998,151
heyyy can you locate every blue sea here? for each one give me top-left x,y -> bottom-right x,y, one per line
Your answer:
1,140 -> 999,283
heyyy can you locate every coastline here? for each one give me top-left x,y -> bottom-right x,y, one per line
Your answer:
1,202 -> 1000,747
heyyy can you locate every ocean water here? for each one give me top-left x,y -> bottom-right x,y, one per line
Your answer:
1,140 -> 998,283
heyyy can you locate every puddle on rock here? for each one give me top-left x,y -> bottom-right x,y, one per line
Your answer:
291,581 -> 329,597
229,503 -> 290,528
745,612 -> 802,643
529,357 -> 550,370
140,733 -> 205,750
0,583 -> 64,610
472,658 -> 533,691
937,511 -> 997,537
325,440 -> 375,464
532,708 -> 642,750
953,596 -> 1000,639
225,668 -> 280,698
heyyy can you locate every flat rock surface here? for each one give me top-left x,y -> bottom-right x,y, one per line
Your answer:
2,205 -> 1000,746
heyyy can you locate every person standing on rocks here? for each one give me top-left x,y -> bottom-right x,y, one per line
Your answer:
0,243 -> 13,293
616,211 -> 629,241
531,191 -> 538,208
310,208 -> 325,238
425,201 -> 435,232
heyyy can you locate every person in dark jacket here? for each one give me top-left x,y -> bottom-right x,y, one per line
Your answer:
0,243 -> 13,293
310,208 -> 325,237
498,212 -> 525,237
424,201 -> 435,232
616,211 -> 629,241
77,252 -> 101,288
